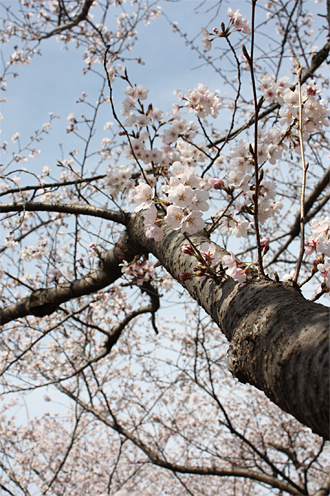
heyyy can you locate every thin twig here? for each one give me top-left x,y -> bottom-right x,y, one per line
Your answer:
293,62 -> 308,283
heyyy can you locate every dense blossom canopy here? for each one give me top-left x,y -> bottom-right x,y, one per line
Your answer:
0,0 -> 329,495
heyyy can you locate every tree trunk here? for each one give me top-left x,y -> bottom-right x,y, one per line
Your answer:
127,214 -> 330,440
1,211 -> 328,439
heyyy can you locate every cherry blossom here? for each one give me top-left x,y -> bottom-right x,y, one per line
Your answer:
164,205 -> 185,229
222,250 -> 247,285
133,183 -> 155,212
199,242 -> 220,267
227,7 -> 251,34
0,2 -> 329,494
181,210 -> 205,234
200,27 -> 212,51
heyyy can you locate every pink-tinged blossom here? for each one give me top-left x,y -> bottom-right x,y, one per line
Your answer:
133,183 -> 154,212
222,250 -> 237,270
120,258 -> 155,285
305,216 -> 330,259
318,260 -> 330,288
135,84 -> 149,100
121,96 -> 136,116
181,210 -> 205,234
318,239 -> 330,258
184,84 -> 222,119
125,113 -> 138,127
105,165 -> 131,199
162,126 -> 180,145
124,85 -> 136,98
261,237 -> 270,254
150,107 -> 163,121
170,161 -> 185,176
168,184 -> 194,208
227,169 -> 245,188
222,250 -> 246,286
200,27 -> 212,52
146,224 -> 164,241
191,189 -> 209,212
231,219 -> 250,238
135,113 -> 151,128
180,166 -> 202,189
124,84 -> 149,101
143,204 -> 157,225
227,8 -> 250,34
305,239 -> 317,256
208,177 -> 224,189
226,265 -> 247,285
199,242 -> 219,267
165,205 -> 184,229
282,270 -> 295,282
227,8 -> 241,23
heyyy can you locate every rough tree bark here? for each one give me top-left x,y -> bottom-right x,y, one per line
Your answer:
126,215 -> 330,441
1,210 -> 329,439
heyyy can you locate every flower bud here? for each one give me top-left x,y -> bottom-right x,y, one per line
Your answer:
181,244 -> 195,256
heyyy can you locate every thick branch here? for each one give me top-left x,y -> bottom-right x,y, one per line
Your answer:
0,232 -> 143,325
0,201 -> 127,225
1,211 -> 329,439
126,214 -> 329,439
104,281 -> 160,352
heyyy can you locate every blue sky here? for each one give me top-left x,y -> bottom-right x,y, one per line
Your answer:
0,0 -> 261,177
1,0 -> 327,180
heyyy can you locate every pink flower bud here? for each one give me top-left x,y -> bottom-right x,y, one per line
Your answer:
306,85 -> 316,96
208,177 -> 224,190
260,236 -> 270,254
181,244 -> 195,255
180,272 -> 192,281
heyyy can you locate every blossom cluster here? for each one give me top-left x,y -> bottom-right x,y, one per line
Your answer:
104,165 -> 131,199
20,239 -> 48,262
227,7 -> 251,34
179,242 -> 220,282
259,74 -> 329,142
222,250 -> 247,286
179,83 -> 222,119
201,8 -> 250,52
221,132 -> 283,235
133,160 -> 212,240
121,256 -> 155,286
305,216 -> 330,288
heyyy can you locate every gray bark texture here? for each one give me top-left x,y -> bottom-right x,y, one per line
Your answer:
126,214 -> 330,440
1,212 -> 329,439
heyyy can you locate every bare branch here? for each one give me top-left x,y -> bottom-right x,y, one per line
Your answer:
38,0 -> 94,40
59,388 -> 305,496
266,165 -> 330,267
0,174 -> 106,199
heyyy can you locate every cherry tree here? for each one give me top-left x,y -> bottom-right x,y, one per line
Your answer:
0,0 -> 329,494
